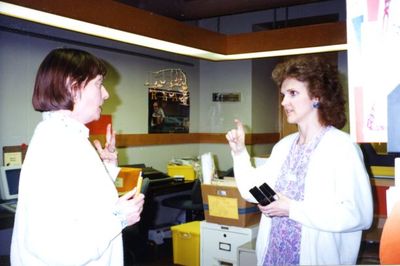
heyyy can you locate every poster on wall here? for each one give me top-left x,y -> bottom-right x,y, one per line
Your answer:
347,0 -> 400,143
148,88 -> 190,133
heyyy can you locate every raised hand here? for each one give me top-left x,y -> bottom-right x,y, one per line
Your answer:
225,119 -> 246,155
93,124 -> 118,165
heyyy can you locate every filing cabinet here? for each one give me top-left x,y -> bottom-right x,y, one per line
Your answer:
200,221 -> 258,266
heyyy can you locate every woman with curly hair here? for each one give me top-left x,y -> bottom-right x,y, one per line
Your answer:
226,55 -> 373,265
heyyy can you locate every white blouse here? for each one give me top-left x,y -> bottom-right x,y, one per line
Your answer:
11,111 -> 123,265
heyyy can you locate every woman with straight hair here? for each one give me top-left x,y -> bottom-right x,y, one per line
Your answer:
11,48 -> 144,265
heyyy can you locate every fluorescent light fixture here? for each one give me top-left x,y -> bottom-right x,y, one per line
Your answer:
0,1 -> 347,61
213,44 -> 347,60
0,2 -> 215,58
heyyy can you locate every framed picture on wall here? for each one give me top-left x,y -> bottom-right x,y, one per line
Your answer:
148,88 -> 190,133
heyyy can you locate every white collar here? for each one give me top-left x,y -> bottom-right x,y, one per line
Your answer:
42,111 -> 89,138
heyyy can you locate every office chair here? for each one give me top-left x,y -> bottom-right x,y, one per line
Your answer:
161,178 -> 204,223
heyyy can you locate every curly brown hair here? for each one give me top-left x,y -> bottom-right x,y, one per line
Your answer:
272,55 -> 346,129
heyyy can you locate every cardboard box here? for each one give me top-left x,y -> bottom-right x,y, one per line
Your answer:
171,221 -> 200,266
167,164 -> 196,180
201,180 -> 261,227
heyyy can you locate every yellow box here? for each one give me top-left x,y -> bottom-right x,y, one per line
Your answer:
371,166 -> 394,177
114,167 -> 141,195
167,164 -> 196,180
171,221 -> 200,266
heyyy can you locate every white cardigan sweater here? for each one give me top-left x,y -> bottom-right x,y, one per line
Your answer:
233,128 -> 373,265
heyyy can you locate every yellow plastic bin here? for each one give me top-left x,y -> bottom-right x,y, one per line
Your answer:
171,221 -> 200,266
167,164 -> 196,180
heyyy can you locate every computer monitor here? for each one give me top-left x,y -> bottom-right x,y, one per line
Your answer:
0,165 -> 21,201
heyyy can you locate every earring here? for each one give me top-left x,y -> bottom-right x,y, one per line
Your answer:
312,101 -> 320,109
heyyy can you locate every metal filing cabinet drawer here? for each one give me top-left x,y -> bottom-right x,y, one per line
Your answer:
238,240 -> 257,266
200,221 -> 258,266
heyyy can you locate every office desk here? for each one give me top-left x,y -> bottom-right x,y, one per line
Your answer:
0,178 -> 194,262
123,178 -> 195,264
0,179 -> 194,231
148,179 -> 194,196
0,208 -> 14,230
0,209 -> 14,256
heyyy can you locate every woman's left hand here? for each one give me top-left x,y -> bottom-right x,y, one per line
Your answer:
115,188 -> 145,227
259,193 -> 291,217
93,124 -> 118,165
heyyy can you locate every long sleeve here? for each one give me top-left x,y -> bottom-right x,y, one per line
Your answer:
289,130 -> 373,233
232,134 -> 297,203
11,113 -> 124,266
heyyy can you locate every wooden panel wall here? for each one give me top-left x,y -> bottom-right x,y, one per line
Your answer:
90,132 -> 280,148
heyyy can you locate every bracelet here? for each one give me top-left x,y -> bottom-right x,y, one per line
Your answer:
113,209 -> 128,229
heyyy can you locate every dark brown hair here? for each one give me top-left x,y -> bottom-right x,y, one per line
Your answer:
32,48 -> 107,111
272,55 -> 346,129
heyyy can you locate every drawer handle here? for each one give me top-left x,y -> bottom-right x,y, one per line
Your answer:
219,242 -> 231,251
178,232 -> 192,239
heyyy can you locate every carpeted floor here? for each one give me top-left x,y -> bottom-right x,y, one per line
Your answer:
134,239 -> 381,266
0,240 -> 380,266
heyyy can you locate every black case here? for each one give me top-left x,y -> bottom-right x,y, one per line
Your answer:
249,183 -> 277,206
259,183 -> 276,203
249,186 -> 270,206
